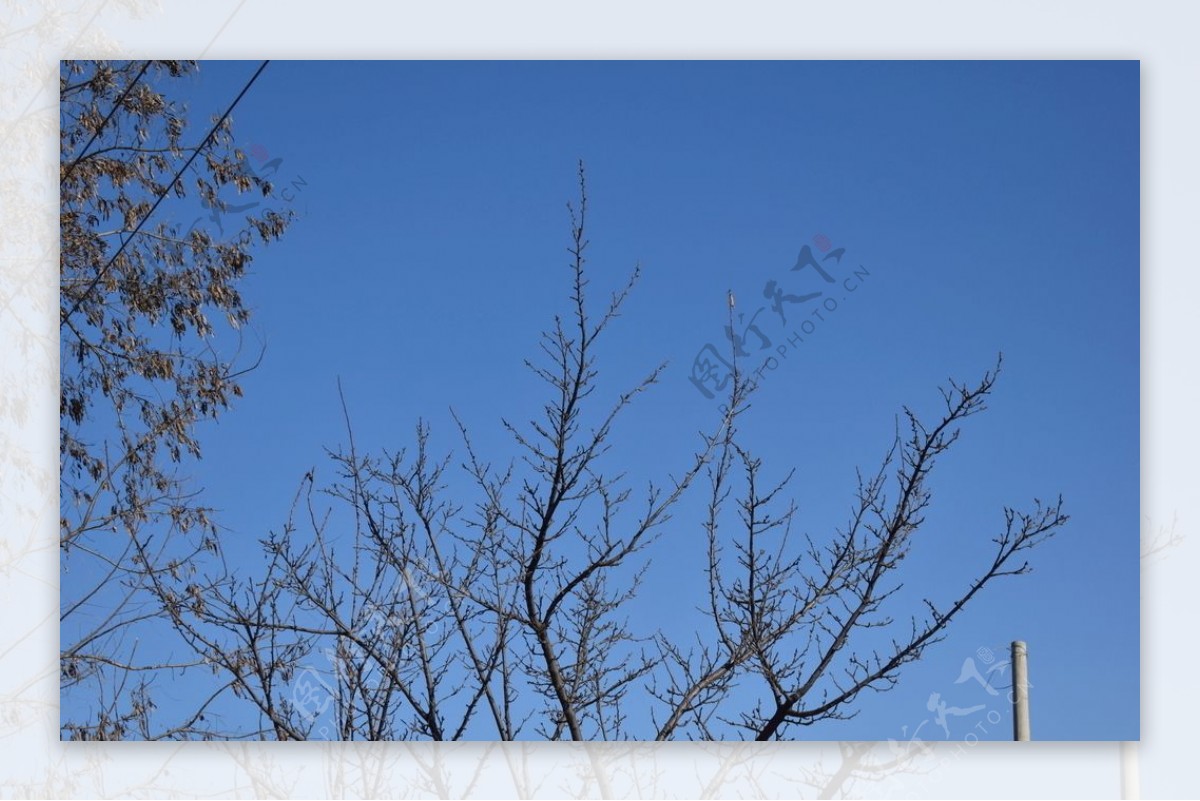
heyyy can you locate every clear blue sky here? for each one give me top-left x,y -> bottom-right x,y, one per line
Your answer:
80,60 -> 1139,740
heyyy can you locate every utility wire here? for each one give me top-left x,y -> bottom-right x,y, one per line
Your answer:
62,60 -> 271,327
60,60 -> 153,185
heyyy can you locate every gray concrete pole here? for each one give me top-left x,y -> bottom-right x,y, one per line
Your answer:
1012,640 -> 1031,741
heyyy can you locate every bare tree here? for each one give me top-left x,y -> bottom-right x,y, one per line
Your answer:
652,349 -> 1066,740
57,93 -> 1066,735
121,162 -> 1067,740
59,59 -> 293,739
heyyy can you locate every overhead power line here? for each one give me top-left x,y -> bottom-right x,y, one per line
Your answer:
60,60 -> 153,186
62,60 -> 272,327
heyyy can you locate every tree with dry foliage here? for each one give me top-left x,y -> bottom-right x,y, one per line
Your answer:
123,163 -> 1066,740
59,59 -> 292,739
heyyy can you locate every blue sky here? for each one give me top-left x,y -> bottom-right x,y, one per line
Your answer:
68,60 -> 1138,740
